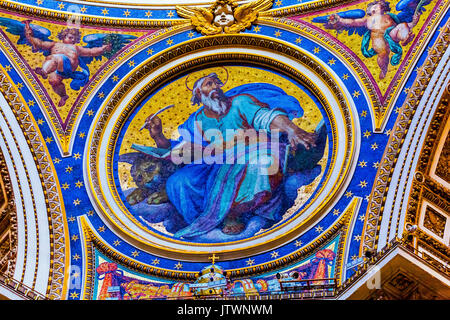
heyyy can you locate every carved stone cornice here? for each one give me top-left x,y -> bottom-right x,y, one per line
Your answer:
0,68 -> 67,300
362,25 -> 450,253
403,80 -> 450,262
0,148 -> 16,278
0,272 -> 47,300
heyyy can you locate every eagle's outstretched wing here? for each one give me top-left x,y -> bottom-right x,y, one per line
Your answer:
225,0 -> 273,33
176,5 -> 222,35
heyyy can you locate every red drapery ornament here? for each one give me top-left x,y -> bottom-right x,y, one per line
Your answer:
312,249 -> 335,284
96,262 -> 118,300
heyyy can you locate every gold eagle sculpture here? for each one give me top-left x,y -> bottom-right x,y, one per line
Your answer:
176,0 -> 273,35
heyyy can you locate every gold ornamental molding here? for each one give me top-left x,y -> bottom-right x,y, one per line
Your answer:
78,198 -> 360,292
0,273 -> 47,300
361,26 -> 450,254
0,67 -> 69,299
86,33 -> 358,262
0,145 -> 17,279
403,82 -> 450,262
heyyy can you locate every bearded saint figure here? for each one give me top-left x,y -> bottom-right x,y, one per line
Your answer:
141,72 -> 322,239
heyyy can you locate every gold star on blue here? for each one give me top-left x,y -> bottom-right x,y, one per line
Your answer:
352,90 -> 361,98
75,180 -> 83,188
358,180 -> 368,188
270,251 -> 279,258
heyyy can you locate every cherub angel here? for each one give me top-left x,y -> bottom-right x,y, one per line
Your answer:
312,0 -> 431,79
176,0 -> 273,35
0,18 -> 137,107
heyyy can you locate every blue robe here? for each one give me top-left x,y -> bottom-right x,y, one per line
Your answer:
165,84 -> 302,239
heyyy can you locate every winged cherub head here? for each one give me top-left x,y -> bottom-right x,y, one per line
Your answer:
57,28 -> 82,44
366,0 -> 391,16
211,0 -> 238,27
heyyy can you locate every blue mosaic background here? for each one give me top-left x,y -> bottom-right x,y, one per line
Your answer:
0,4 -> 446,298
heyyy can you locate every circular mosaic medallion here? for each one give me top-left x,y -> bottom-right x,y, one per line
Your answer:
87,39 -> 357,260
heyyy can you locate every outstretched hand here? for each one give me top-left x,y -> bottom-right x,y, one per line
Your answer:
102,43 -> 112,52
23,20 -> 33,36
287,126 -> 317,151
325,14 -> 343,28
144,114 -> 163,138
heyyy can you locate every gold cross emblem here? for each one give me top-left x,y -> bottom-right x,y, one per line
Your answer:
208,253 -> 219,265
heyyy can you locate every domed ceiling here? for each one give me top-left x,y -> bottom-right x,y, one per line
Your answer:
0,0 -> 447,300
